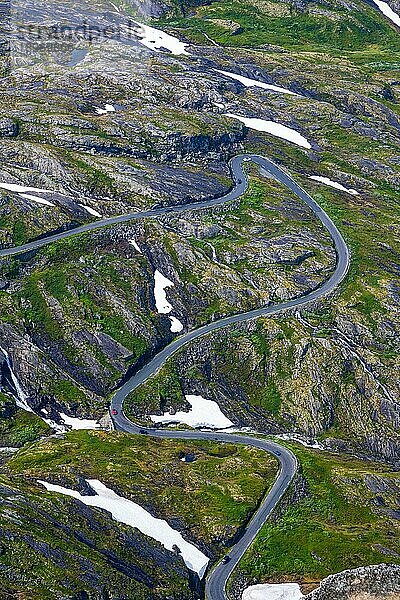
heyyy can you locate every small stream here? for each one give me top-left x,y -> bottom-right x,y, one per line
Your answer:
0,346 -> 33,412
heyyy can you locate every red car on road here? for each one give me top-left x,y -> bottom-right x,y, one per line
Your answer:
111,409 -> 118,415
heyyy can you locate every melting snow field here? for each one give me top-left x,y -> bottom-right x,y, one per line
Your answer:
216,70 -> 297,95
309,175 -> 359,196
150,394 -> 233,429
0,182 -> 55,207
132,21 -> 189,55
154,269 -> 174,313
275,433 -> 324,450
38,479 -> 209,577
371,0 -> 400,26
95,104 -> 116,115
169,316 -> 184,333
153,269 -> 184,333
224,114 -> 311,149
41,415 -> 66,433
130,238 -> 142,253
0,182 -> 50,194
242,583 -> 303,600
79,204 -> 102,217
60,413 -> 100,430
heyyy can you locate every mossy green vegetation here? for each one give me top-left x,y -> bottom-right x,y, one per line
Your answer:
236,444 -> 400,586
1,234 -> 153,393
0,468 -> 198,600
62,152 -> 116,197
258,382 -> 282,415
0,170 -> 333,418
160,0 -> 399,53
49,379 -> 88,407
125,360 -> 185,416
123,288 -> 398,457
21,273 -> 64,339
0,397 -> 51,447
303,176 -> 399,334
7,429 -> 278,547
191,174 -> 334,323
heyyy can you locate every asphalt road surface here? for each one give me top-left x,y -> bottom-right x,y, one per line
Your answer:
112,413 -> 298,600
1,155 -> 349,600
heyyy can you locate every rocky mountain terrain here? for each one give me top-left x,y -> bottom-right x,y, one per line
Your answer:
307,564 -> 400,600
0,430 -> 280,599
231,445 -> 400,597
0,0 -> 399,459
0,472 -> 201,600
240,564 -> 400,600
0,0 -> 399,596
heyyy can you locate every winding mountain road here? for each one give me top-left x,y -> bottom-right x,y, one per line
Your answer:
1,154 -> 349,600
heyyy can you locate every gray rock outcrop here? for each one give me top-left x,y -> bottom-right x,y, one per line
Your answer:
306,564 -> 400,600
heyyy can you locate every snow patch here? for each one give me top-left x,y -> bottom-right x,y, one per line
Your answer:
309,175 -> 359,196
242,583 -> 304,600
216,426 -> 258,434
224,114 -> 311,149
150,394 -> 233,429
41,416 -> 66,433
216,70 -> 297,95
38,478 -> 209,577
0,183 -> 56,207
95,104 -> 116,115
169,316 -> 184,333
79,204 -> 102,217
371,0 -> 400,26
60,413 -> 100,430
130,238 -> 142,253
154,269 -> 174,314
276,433 -> 324,450
0,182 -> 51,194
132,21 -> 189,55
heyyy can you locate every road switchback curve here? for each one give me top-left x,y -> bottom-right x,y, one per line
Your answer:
0,155 -> 349,600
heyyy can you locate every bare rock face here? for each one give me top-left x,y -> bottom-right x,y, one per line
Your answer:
306,564 -> 400,600
0,475 -> 201,600
0,118 -> 18,138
